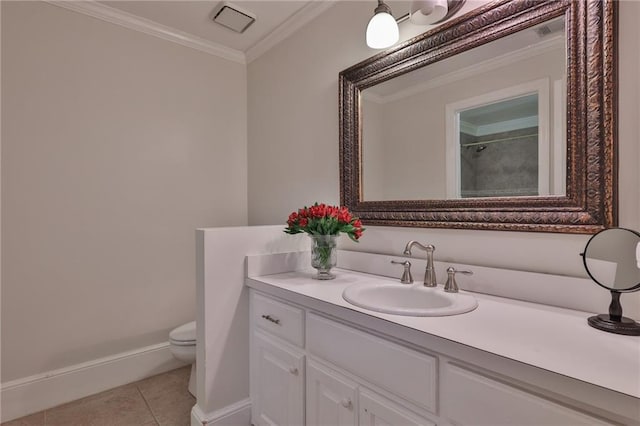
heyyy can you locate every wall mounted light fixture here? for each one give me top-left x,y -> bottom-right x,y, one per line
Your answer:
410,0 -> 448,24
366,0 -> 466,49
366,0 -> 399,49
408,0 -> 466,25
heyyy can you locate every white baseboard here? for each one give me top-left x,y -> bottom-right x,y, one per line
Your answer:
1,342 -> 186,422
191,398 -> 251,426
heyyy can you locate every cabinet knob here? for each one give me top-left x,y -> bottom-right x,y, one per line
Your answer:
340,398 -> 352,409
289,367 -> 299,375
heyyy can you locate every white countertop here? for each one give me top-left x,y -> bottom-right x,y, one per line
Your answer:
246,268 -> 640,399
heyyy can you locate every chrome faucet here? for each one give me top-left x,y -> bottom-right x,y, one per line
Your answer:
403,241 -> 436,287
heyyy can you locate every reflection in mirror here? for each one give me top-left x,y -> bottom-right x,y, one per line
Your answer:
583,228 -> 640,292
361,17 -> 566,201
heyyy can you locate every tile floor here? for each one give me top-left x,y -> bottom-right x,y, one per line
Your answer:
2,366 -> 195,426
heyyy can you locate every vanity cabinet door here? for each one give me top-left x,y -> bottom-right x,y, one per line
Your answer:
251,331 -> 304,426
440,362 -> 616,426
359,390 -> 435,426
306,359 -> 358,426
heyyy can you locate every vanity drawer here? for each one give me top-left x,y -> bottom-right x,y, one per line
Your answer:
306,313 -> 437,413
251,292 -> 304,347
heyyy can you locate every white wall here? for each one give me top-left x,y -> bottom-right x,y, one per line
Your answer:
248,0 -> 640,282
0,1 -> 3,421
1,1 -> 247,383
247,2 -> 372,221
194,226 -> 307,423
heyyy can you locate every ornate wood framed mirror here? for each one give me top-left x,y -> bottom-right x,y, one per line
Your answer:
339,0 -> 616,233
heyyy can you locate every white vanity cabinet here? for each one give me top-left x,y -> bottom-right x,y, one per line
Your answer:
249,288 -> 637,426
306,312 -> 437,414
250,290 -> 433,426
250,293 -> 305,426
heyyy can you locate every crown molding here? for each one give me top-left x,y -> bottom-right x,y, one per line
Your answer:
475,116 -> 538,136
461,116 -> 539,137
245,1 -> 337,63
45,1 -> 246,64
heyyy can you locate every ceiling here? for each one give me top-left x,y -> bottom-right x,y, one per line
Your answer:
100,1 -> 317,52
55,0 -> 463,63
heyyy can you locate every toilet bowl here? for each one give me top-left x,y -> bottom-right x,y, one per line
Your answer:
169,321 -> 196,396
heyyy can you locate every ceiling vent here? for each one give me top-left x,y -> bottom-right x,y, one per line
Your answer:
211,2 -> 256,34
534,26 -> 553,37
533,17 -> 565,39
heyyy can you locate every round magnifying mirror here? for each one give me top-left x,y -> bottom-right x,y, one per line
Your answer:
583,228 -> 640,292
582,228 -> 640,335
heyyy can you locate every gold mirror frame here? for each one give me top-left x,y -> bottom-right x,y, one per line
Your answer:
339,0 -> 617,234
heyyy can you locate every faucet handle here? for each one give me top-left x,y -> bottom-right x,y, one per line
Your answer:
444,267 -> 473,293
391,260 -> 413,284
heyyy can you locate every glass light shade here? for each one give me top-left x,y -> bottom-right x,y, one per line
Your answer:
410,0 -> 448,25
366,12 -> 399,49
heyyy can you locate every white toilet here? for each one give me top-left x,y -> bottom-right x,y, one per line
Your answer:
169,321 -> 196,396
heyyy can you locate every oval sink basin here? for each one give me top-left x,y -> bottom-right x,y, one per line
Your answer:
342,283 -> 478,317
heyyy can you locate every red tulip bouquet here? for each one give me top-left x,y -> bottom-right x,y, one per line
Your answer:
284,203 -> 364,241
284,203 -> 365,279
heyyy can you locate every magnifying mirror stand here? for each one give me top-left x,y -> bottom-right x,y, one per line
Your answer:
588,291 -> 640,336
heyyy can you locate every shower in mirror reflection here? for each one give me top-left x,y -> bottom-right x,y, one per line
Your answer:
458,94 -> 540,198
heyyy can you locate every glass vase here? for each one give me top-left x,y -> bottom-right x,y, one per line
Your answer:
310,234 -> 338,280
